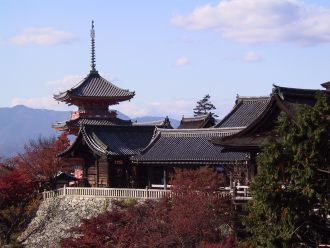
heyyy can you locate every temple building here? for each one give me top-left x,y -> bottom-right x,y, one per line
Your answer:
59,125 -> 156,187
55,23 -> 328,190
54,22 -> 173,187
53,21 -> 135,135
132,128 -> 248,188
132,96 -> 272,188
212,84 -> 330,176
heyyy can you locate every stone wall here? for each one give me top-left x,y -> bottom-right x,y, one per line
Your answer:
18,196 -> 112,248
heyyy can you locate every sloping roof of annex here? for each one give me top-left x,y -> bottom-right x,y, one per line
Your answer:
212,84 -> 330,151
132,127 -> 248,165
177,113 -> 215,129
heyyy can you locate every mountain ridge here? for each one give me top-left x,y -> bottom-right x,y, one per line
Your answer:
0,105 -> 179,157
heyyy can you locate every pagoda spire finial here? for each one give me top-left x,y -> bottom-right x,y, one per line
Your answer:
90,20 -> 97,73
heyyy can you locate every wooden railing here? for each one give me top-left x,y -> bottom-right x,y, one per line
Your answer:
42,185 -> 251,201
42,186 -> 171,200
233,185 -> 252,201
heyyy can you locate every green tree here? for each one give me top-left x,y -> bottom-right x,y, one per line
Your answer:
240,92 -> 330,248
193,94 -> 219,117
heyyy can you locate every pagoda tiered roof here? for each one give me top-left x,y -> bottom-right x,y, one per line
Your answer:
132,128 -> 247,165
177,113 -> 215,129
52,117 -> 132,133
53,71 -> 135,105
59,125 -> 156,157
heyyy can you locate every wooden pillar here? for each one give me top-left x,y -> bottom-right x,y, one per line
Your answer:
147,165 -> 151,188
96,159 -> 99,188
83,160 -> 88,187
250,152 -> 257,179
229,171 -> 233,190
163,167 -> 167,190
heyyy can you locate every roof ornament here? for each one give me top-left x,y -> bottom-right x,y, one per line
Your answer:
90,20 -> 97,73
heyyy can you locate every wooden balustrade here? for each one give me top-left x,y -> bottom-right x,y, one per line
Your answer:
42,185 -> 251,201
42,185 -> 171,200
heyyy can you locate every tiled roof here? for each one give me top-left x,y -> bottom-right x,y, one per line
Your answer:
212,84 -> 330,151
54,71 -> 135,102
133,128 -> 247,164
272,85 -> 330,105
133,117 -> 173,129
52,117 -> 132,130
60,125 -> 155,157
215,96 -> 271,128
177,114 -> 215,129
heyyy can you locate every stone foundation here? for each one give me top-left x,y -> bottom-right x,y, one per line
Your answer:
18,196 -> 112,248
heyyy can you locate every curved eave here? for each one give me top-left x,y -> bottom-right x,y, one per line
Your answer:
52,121 -> 69,130
53,93 -> 135,104
132,159 -> 248,165
57,131 -> 83,157
218,144 -> 261,153
53,91 -> 70,101
81,126 -> 108,156
273,84 -> 324,99
139,129 -> 162,155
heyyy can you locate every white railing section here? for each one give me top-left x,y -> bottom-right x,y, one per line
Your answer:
42,185 -> 251,201
42,185 -> 171,200
232,185 -> 252,201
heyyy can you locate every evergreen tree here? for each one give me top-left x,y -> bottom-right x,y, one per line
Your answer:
240,92 -> 330,248
193,94 -> 219,117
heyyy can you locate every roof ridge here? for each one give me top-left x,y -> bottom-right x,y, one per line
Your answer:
181,114 -> 210,121
236,95 -> 271,102
133,119 -> 165,125
157,127 -> 240,137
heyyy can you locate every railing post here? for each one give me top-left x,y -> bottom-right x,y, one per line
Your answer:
63,185 -> 66,196
232,182 -> 236,199
146,186 -> 149,198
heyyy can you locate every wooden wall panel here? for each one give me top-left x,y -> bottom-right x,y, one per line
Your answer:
98,158 -> 109,187
87,165 -> 96,187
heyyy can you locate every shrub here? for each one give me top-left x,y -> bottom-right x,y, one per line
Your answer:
61,167 -> 234,248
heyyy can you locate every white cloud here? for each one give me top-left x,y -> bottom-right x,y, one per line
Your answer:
116,102 -> 150,117
176,56 -> 190,66
47,75 -> 83,92
10,27 -> 75,45
171,0 -> 330,45
117,99 -> 195,119
243,50 -> 263,62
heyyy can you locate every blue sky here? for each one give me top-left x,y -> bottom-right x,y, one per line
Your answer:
2,0 -> 330,119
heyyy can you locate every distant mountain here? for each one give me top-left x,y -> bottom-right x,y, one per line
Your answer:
0,106 -> 179,157
0,105 -> 70,157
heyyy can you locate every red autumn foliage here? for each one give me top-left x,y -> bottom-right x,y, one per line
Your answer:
61,199 -> 172,248
0,164 -> 39,245
16,133 -> 70,189
0,134 -> 70,245
61,167 -> 235,248
197,236 -> 236,248
169,167 -> 232,247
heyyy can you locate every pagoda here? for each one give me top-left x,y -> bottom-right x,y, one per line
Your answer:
53,21 -> 135,135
